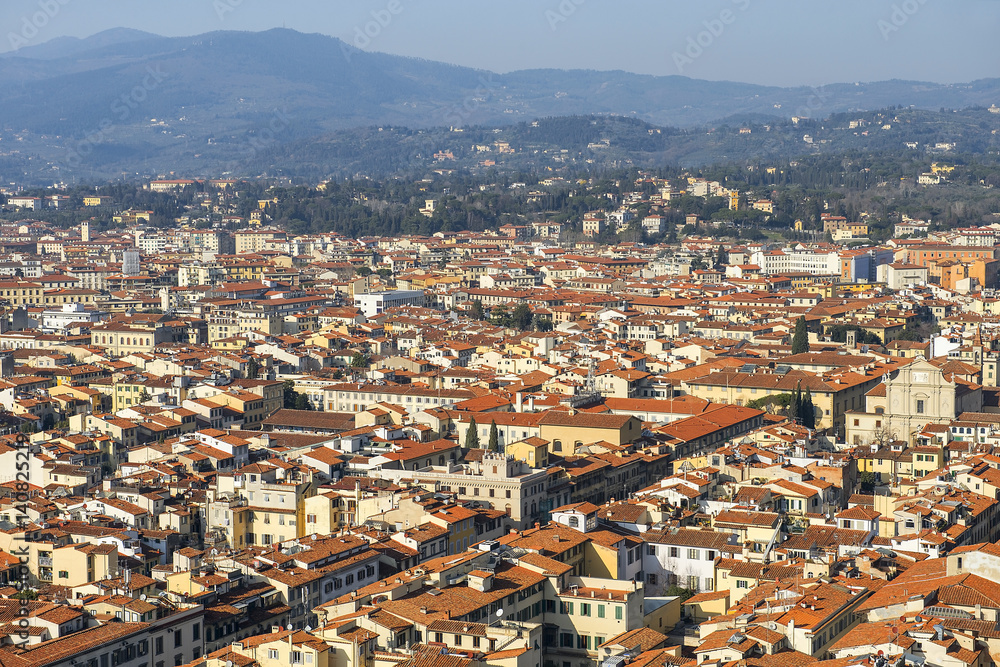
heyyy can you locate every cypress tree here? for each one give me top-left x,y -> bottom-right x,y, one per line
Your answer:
465,416 -> 480,449
802,387 -> 816,429
488,420 -> 499,452
790,382 -> 802,423
791,316 -> 808,354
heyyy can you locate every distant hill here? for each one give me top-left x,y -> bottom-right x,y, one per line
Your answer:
0,28 -> 159,61
0,28 -> 998,183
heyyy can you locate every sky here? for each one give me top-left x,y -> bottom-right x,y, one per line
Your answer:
1,0 -> 998,87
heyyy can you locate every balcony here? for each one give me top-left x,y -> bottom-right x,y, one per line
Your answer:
38,556 -> 52,567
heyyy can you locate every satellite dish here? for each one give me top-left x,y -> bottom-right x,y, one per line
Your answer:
495,609 -> 503,618
286,624 -> 293,631
227,661 -> 234,667
140,594 -> 147,601
211,548 -> 219,556
305,625 -> 312,632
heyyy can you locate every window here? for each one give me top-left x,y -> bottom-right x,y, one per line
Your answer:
579,603 -> 591,616
560,633 -> 574,648
174,629 -> 183,647
737,580 -> 749,589
268,650 -> 279,660
155,637 -> 163,655
58,570 -> 69,579
669,547 -> 679,558
598,605 -> 606,618
687,548 -> 698,560
615,606 -> 623,620
916,399 -> 925,414
192,624 -> 200,641
561,601 -> 573,614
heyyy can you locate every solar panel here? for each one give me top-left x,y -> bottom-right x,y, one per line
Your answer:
775,365 -> 792,375
739,364 -> 756,374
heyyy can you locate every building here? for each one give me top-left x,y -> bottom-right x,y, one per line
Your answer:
354,290 -> 426,317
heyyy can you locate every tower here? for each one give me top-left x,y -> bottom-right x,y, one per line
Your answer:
81,221 -> 91,243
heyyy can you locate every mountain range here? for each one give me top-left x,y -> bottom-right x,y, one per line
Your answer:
0,28 -> 998,182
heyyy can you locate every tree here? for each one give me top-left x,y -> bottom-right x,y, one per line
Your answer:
791,316 -> 808,354
355,267 -> 372,277
510,303 -> 533,331
801,387 -> 816,429
870,423 -> 898,449
14,588 -> 37,601
790,383 -> 802,424
533,315 -> 553,332
465,416 -> 480,449
746,393 -> 793,414
664,585 -> 695,602
859,470 -> 878,492
488,420 -> 499,452
715,244 -> 728,268
350,352 -> 370,369
282,379 -> 298,409
490,305 -> 511,328
470,299 -> 485,321
246,357 -> 261,379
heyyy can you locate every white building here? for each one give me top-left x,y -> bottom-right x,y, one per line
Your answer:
643,527 -> 736,595
6,196 -> 42,210
40,303 -> 108,332
354,290 -> 425,316
751,248 -> 840,275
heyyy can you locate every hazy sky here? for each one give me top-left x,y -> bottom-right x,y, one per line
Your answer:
2,0 -> 998,86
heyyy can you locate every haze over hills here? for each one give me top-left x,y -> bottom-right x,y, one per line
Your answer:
0,28 -> 998,183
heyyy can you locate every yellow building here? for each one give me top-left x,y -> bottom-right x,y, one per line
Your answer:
538,412 -> 642,449
505,436 -> 551,468
113,209 -> 152,224
0,281 -> 44,306
52,542 -> 118,587
427,505 -> 479,555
